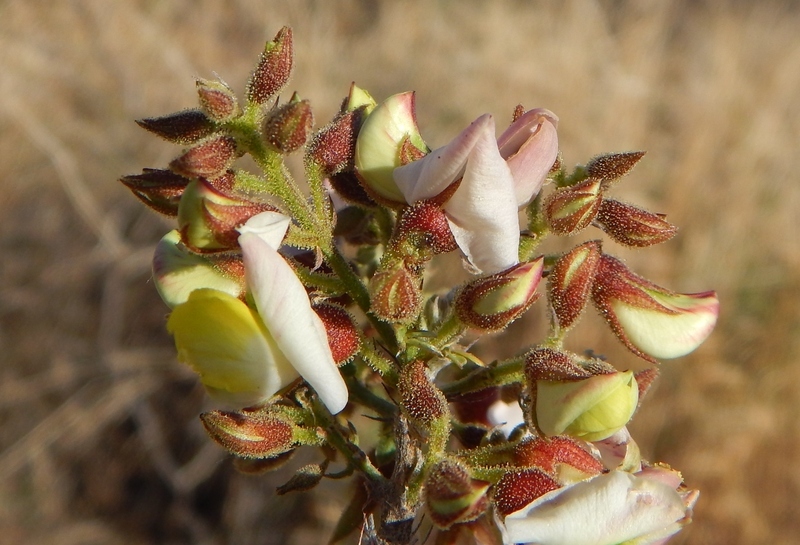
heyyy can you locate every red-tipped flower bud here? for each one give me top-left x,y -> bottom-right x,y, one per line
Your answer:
494,469 -> 561,517
169,135 -> 238,180
425,460 -> 490,529
398,360 -> 448,424
547,241 -> 602,330
177,178 -> 275,251
313,302 -> 360,366
369,263 -> 422,324
262,98 -> 314,153
196,78 -> 241,122
396,201 -> 458,255
455,258 -> 544,331
120,168 -> 190,216
513,436 -> 604,484
246,26 -> 293,105
595,199 -> 678,247
591,254 -> 719,361
136,109 -> 215,145
544,178 -> 603,235
585,151 -> 646,188
200,409 -> 296,459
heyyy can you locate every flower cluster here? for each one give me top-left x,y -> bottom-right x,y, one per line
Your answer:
121,26 -> 718,545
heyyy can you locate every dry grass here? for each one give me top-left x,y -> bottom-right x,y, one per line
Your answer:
1,0 -> 799,543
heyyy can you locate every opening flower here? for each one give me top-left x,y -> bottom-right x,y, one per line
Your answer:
167,212 -> 349,414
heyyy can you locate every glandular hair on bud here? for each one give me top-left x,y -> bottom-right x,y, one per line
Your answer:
169,135 -> 238,180
246,26 -> 293,105
197,78 -> 241,122
493,469 -> 560,517
262,99 -> 314,154
136,109 -> 215,145
586,150 -> 646,187
200,409 -> 295,459
313,302 -> 360,366
547,240 -> 602,330
398,360 -> 447,424
595,199 -> 678,247
544,178 -> 602,235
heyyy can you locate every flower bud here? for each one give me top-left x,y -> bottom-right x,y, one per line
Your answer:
312,302 -> 360,366
455,258 -> 544,331
398,360 -> 448,425
169,135 -> 238,179
276,462 -> 327,495
524,347 -> 594,382
425,460 -> 490,529
547,240 -> 602,330
396,201 -> 457,255
199,408 -> 295,458
591,255 -> 719,361
368,263 -> 422,323
544,178 -> 603,235
120,168 -> 190,216
533,370 -> 639,442
246,26 -> 293,105
152,229 -> 245,308
596,199 -> 678,247
262,97 -> 314,153
354,91 -> 428,204
135,109 -> 214,144
493,469 -> 561,517
343,82 -> 377,114
586,150 -> 646,188
513,436 -> 604,484
177,178 -> 275,251
196,78 -> 241,122
497,108 -> 559,206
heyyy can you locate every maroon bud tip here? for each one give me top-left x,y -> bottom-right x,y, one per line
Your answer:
313,302 -> 361,365
595,199 -> 678,247
262,99 -> 314,153
136,109 -> 215,145
396,202 -> 457,255
513,436 -> 604,476
200,410 -> 295,459
586,151 -> 646,187
119,168 -> 190,216
196,78 -> 240,122
493,469 -> 560,517
547,240 -> 602,330
246,26 -> 294,105
398,360 -> 448,424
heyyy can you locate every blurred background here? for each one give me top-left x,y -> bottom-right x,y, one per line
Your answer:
1,0 -> 798,543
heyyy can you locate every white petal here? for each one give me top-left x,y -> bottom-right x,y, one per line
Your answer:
239,232 -> 349,413
487,399 -> 525,437
237,211 -> 292,250
503,471 -> 687,545
394,114 -> 495,204
443,117 -> 519,274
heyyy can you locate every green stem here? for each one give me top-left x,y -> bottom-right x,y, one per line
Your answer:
429,312 -> 465,350
346,376 -> 396,418
359,339 -> 399,385
441,357 -> 526,399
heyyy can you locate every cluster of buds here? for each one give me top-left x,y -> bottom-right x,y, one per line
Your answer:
121,26 -> 718,545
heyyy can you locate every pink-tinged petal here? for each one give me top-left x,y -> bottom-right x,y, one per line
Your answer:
239,232 -> 348,414
236,210 -> 291,250
501,471 -> 690,545
497,108 -> 559,206
443,117 -> 519,274
394,114 -> 495,203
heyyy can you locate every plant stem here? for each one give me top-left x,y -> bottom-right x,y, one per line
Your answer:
441,357 -> 526,399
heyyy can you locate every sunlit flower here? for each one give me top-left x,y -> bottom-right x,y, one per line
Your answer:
500,469 -> 695,545
167,212 -> 349,414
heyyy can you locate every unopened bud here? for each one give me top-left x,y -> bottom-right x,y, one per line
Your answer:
493,469 -> 561,517
524,347 -> 594,382
369,263 -> 422,323
306,108 -> 364,176
396,201 -> 457,255
586,151 -> 646,187
513,436 -> 604,484
120,168 -> 190,216
276,462 -> 327,495
135,109 -> 214,144
592,255 -> 719,361
178,178 -> 275,251
153,230 -> 245,308
425,460 -> 490,529
169,135 -> 238,179
533,370 -> 639,442
196,78 -> 241,122
262,97 -> 313,153
246,26 -> 293,105
547,241 -> 602,330
398,360 -> 448,424
200,408 -> 296,459
544,178 -> 602,235
354,91 -> 428,204
455,258 -> 544,331
595,199 -> 678,247
313,302 -> 360,365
